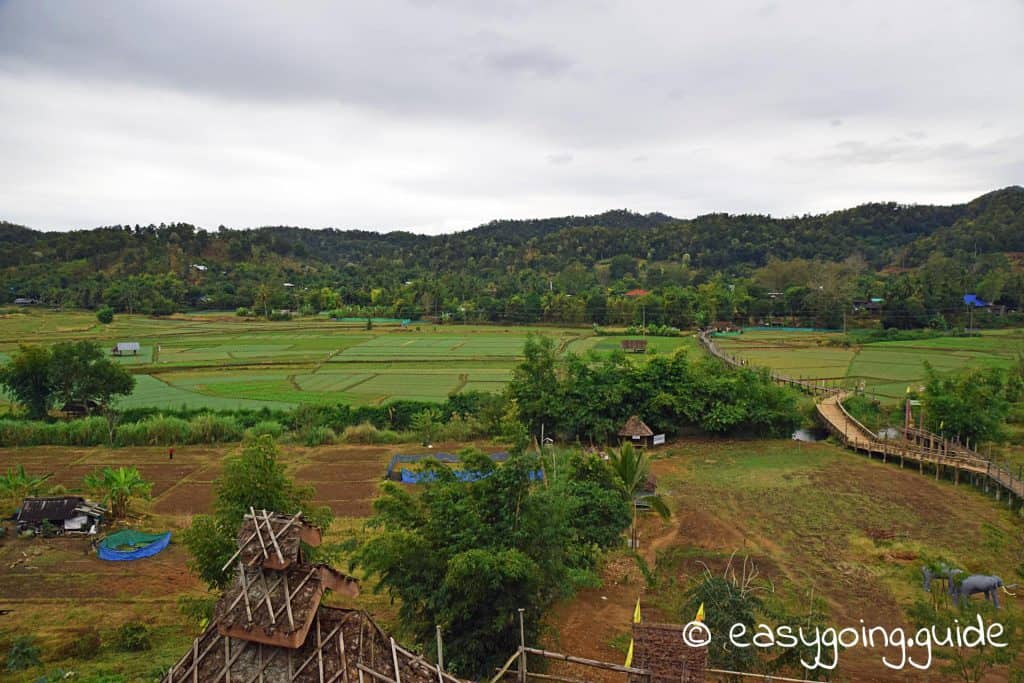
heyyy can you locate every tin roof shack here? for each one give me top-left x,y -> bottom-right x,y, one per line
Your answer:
164,510 -> 462,683
112,341 -> 140,356
16,496 -> 105,536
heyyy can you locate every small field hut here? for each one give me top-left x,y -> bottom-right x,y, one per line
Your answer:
620,339 -> 648,353
619,415 -> 655,447
112,341 -> 140,356
16,496 -> 105,535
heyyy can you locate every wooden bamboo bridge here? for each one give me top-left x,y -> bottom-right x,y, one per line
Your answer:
697,330 -> 1024,509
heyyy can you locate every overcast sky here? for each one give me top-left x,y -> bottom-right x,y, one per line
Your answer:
1,1 -> 1022,234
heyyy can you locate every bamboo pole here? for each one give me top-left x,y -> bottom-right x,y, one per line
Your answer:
518,610 -> 527,683
436,626 -> 445,683
522,648 -> 651,676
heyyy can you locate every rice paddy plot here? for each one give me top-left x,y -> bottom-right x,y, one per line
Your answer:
294,372 -> 376,393
346,372 -> 463,403
116,374 -> 297,410
716,329 -> 1023,403
335,333 -> 526,361
718,344 -> 855,378
566,335 -> 697,356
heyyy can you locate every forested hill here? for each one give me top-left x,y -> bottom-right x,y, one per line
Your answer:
1,186 -> 1023,328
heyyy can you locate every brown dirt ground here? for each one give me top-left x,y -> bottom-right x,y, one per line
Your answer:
547,441 -> 1023,683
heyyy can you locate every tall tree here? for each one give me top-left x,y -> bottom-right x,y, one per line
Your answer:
355,450 -> 628,677
49,341 -> 135,414
0,345 -> 54,419
182,435 -> 330,589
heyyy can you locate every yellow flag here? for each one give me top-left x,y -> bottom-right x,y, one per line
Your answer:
625,598 -> 641,667
695,603 -> 705,623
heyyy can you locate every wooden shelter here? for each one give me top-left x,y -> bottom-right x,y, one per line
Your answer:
163,510 -> 463,683
620,339 -> 648,353
619,415 -> 655,447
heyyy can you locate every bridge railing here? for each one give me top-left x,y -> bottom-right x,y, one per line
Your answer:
698,329 -> 1024,498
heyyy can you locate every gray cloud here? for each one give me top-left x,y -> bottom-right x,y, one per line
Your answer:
0,0 -> 1021,232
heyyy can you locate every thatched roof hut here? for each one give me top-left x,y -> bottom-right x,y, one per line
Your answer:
619,415 -> 654,446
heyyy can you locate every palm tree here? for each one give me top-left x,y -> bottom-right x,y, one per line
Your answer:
607,442 -> 670,549
83,466 -> 152,519
254,284 -> 272,318
0,465 -> 52,515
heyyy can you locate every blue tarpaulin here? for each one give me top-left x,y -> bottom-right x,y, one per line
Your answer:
97,530 -> 171,561
399,468 -> 543,484
385,451 -> 509,480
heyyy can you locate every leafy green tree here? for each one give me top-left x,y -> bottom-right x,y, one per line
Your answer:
83,466 -> 152,519
181,435 -> 330,589
0,345 -> 54,419
49,341 -> 135,415
923,364 -> 1011,444
508,334 -> 563,440
355,449 -> 627,676
96,306 -> 114,324
411,407 -> 441,444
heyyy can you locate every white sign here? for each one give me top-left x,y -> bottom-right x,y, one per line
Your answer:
653,434 -> 666,446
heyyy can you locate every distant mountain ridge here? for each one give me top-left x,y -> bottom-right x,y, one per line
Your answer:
1,187 -> 1021,314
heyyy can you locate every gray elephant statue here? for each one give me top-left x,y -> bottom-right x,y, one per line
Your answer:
950,574 -> 1007,609
922,564 -> 961,593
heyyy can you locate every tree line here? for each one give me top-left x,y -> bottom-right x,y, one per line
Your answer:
1,187 -> 1022,329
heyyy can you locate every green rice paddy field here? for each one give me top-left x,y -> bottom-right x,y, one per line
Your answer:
714,328 -> 1024,403
0,310 -> 696,410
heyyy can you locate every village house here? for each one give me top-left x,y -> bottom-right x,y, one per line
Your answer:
16,496 -> 105,535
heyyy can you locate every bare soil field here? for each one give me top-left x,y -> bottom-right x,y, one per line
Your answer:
1,438 -> 1022,681
546,439 -> 1024,682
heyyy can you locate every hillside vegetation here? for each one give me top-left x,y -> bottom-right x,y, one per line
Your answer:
2,187 -> 1022,328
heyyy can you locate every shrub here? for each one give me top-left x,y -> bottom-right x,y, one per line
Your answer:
56,627 -> 102,660
187,414 -> 243,443
6,635 -> 41,671
340,422 -> 383,443
177,595 -> 216,625
63,416 -> 109,446
142,415 -> 190,446
302,425 -> 336,446
114,420 -> 149,446
436,413 -> 486,441
0,420 -> 45,447
245,420 -> 284,440
96,306 -> 114,324
115,621 -> 151,652
235,307 -> 253,317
